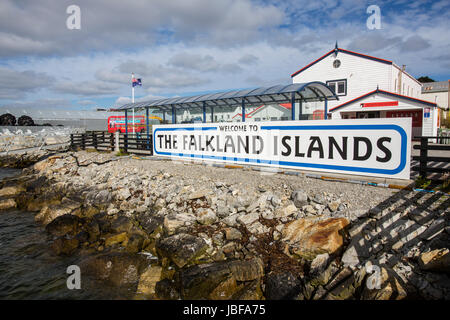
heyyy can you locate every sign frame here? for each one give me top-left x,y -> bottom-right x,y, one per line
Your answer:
153,118 -> 411,180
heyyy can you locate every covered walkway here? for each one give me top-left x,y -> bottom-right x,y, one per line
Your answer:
118,81 -> 338,136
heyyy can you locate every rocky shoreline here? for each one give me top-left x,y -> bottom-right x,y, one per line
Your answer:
0,150 -> 449,300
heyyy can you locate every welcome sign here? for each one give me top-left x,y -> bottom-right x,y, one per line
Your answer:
153,118 -> 411,179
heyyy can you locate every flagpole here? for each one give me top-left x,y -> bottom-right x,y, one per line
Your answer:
131,73 -> 135,133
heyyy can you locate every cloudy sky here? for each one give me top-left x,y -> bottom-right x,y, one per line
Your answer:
0,0 -> 449,111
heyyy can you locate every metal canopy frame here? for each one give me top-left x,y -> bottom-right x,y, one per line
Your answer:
118,82 -> 338,114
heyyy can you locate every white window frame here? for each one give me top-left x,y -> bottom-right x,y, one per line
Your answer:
326,79 -> 347,96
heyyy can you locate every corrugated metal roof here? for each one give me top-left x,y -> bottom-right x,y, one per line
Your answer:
119,82 -> 338,111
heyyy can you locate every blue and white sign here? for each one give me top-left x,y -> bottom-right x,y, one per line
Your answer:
153,118 -> 411,180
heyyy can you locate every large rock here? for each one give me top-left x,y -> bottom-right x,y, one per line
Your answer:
156,233 -> 208,268
81,252 -> 149,287
105,232 -> 129,247
265,271 -> 303,300
137,212 -> 164,235
35,198 -> 82,225
110,215 -> 135,234
163,214 -> 195,235
292,190 -> 308,208
418,248 -> 450,273
237,212 -> 259,226
0,113 -> 16,126
45,214 -> 85,237
0,198 -> 16,211
51,237 -> 79,256
33,155 -> 61,172
361,266 -> 408,300
176,258 -> 264,299
0,185 -> 26,197
135,265 -> 162,297
282,217 -> 349,260
274,204 -> 297,218
196,208 -> 218,225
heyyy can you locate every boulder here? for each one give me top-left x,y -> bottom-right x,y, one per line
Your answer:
265,271 -> 303,300
292,190 -> 308,208
156,233 -> 208,268
418,248 -> 450,273
0,113 -> 16,126
163,214 -> 193,235
225,228 -> 242,241
35,198 -> 82,225
176,258 -> 264,299
0,185 -> 25,197
51,237 -> 79,256
231,280 -> 264,300
110,215 -> 135,234
17,115 -> 34,126
45,214 -> 85,237
282,217 -> 349,260
361,266 -> 408,300
125,233 -> 145,253
0,198 -> 16,211
274,204 -> 297,218
237,212 -> 259,226
137,212 -> 164,235
136,265 -> 162,297
309,253 -> 330,277
155,278 -> 181,300
247,221 -> 270,235
196,208 -> 218,225
33,156 -> 61,172
105,232 -> 129,247
81,252 -> 149,287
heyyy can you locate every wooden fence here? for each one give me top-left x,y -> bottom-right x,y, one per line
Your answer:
70,131 -> 153,155
412,136 -> 450,178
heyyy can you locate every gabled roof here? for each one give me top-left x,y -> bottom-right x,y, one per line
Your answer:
329,88 -> 437,112
291,47 -> 392,78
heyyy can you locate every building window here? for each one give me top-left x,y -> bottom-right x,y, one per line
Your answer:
326,79 -> 347,96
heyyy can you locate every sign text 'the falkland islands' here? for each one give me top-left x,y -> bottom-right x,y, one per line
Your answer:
153,118 -> 411,179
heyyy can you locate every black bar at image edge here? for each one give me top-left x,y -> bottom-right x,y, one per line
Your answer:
0,300 -> 444,319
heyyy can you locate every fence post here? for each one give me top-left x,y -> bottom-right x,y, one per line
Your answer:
115,131 -> 120,152
419,137 -> 428,178
124,133 -> 128,153
110,133 -> 114,151
70,134 -> 74,149
81,134 -> 86,150
93,132 -> 97,150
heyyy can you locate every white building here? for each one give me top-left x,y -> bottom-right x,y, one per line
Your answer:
421,80 -> 449,126
291,44 -> 440,137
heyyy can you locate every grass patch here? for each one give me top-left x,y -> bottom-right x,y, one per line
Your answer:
415,176 -> 431,189
439,177 -> 450,193
115,149 -> 128,156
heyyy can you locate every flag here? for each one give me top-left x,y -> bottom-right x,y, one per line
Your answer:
132,77 -> 142,87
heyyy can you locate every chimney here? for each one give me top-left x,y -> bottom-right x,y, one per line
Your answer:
397,65 -> 405,93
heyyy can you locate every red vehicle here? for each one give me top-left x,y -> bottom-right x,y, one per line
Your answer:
108,115 -> 147,133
